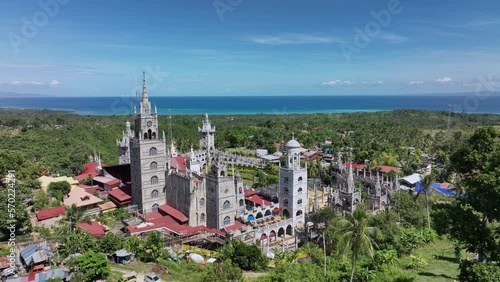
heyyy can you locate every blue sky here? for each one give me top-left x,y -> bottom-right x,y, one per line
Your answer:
1,0 -> 500,96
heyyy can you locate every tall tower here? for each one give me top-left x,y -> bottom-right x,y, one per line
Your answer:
117,121 -> 133,164
129,72 -> 167,213
206,162 -> 237,229
199,114 -> 216,151
279,136 -> 307,228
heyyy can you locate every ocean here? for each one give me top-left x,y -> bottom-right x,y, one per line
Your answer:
0,95 -> 499,115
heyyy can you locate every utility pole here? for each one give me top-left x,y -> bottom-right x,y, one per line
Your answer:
323,232 -> 327,278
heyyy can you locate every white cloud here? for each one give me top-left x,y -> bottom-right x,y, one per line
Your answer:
49,80 -> 61,87
379,32 -> 408,44
0,80 -> 60,87
409,80 -> 424,85
322,79 -> 355,86
248,33 -> 343,45
362,80 -> 384,85
436,77 -> 454,83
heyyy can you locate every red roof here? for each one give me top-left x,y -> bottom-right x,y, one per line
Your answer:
345,162 -> 365,170
74,162 -> 107,181
145,211 -> 163,221
244,189 -> 257,197
78,221 -> 108,236
246,194 -> 271,207
272,207 -> 282,213
108,187 -> 132,204
170,156 -> 189,171
36,205 -> 65,221
377,165 -> 401,173
261,234 -> 267,240
126,213 -> 225,237
270,231 -> 276,237
224,220 -> 247,232
159,204 -> 188,223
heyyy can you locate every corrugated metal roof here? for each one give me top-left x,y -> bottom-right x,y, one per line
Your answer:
20,244 -> 37,265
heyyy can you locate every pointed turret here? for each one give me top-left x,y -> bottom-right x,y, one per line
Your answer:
375,172 -> 381,196
347,162 -> 355,193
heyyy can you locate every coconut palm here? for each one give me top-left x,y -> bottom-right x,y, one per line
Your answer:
419,174 -> 435,229
335,209 -> 377,282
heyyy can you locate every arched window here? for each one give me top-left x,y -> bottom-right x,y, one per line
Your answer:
151,190 -> 159,198
284,176 -> 288,183
150,176 -> 159,184
239,199 -> 244,206
200,198 -> 205,207
200,213 -> 206,223
149,147 -> 157,156
284,187 -> 289,193
152,204 -> 159,212
284,199 -> 289,206
298,176 -> 303,182
150,162 -> 158,170
223,216 -> 231,226
298,187 -> 303,192
144,133 -> 148,140
297,198 -> 302,205
223,200 -> 231,210
152,132 -> 156,139
148,129 -> 152,140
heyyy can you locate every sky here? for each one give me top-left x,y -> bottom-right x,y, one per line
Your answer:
1,0 -> 500,96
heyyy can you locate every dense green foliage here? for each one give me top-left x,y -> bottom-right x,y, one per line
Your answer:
432,126 -> 500,278
1,108 -> 499,179
68,251 -> 110,281
219,239 -> 269,271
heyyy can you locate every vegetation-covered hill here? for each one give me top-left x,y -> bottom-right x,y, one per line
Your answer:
1,108 -> 500,179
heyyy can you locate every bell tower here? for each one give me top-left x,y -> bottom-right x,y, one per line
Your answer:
279,135 -> 307,228
130,72 -> 167,214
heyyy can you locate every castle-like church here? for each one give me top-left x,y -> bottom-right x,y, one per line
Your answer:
117,74 -> 308,248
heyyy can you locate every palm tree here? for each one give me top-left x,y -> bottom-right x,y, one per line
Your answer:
419,174 -> 435,229
335,209 -> 377,282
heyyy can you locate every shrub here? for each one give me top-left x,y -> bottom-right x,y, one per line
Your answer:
459,260 -> 500,282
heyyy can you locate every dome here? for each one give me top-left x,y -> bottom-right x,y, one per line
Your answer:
286,139 -> 301,148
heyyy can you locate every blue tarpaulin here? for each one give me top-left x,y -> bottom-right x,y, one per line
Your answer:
414,183 -> 457,197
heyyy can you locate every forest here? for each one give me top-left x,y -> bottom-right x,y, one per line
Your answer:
0,108 -> 499,281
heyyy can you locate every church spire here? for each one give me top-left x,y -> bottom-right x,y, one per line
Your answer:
142,71 -> 148,101
140,71 -> 151,115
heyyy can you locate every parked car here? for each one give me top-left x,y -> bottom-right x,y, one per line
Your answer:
118,271 -> 137,282
145,272 -> 162,282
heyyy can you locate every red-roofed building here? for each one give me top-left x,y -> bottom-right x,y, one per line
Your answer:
244,189 -> 257,197
345,162 -> 365,171
159,204 -> 188,223
35,206 -> 65,221
92,176 -> 121,190
223,220 -> 247,233
169,156 -> 189,171
74,162 -> 107,181
377,165 -> 401,174
125,213 -> 225,237
78,221 -> 108,236
246,194 -> 271,207
108,186 -> 132,206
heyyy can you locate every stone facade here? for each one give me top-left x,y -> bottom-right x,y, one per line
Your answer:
129,73 -> 167,213
117,121 -> 133,164
279,137 -> 307,229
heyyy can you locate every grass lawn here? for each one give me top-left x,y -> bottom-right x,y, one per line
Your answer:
111,259 -> 206,282
412,238 -> 460,282
381,237 -> 460,282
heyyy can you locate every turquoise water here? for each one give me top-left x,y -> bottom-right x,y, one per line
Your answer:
0,95 -> 499,115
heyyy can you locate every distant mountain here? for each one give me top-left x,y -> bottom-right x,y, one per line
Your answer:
0,91 -> 53,98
